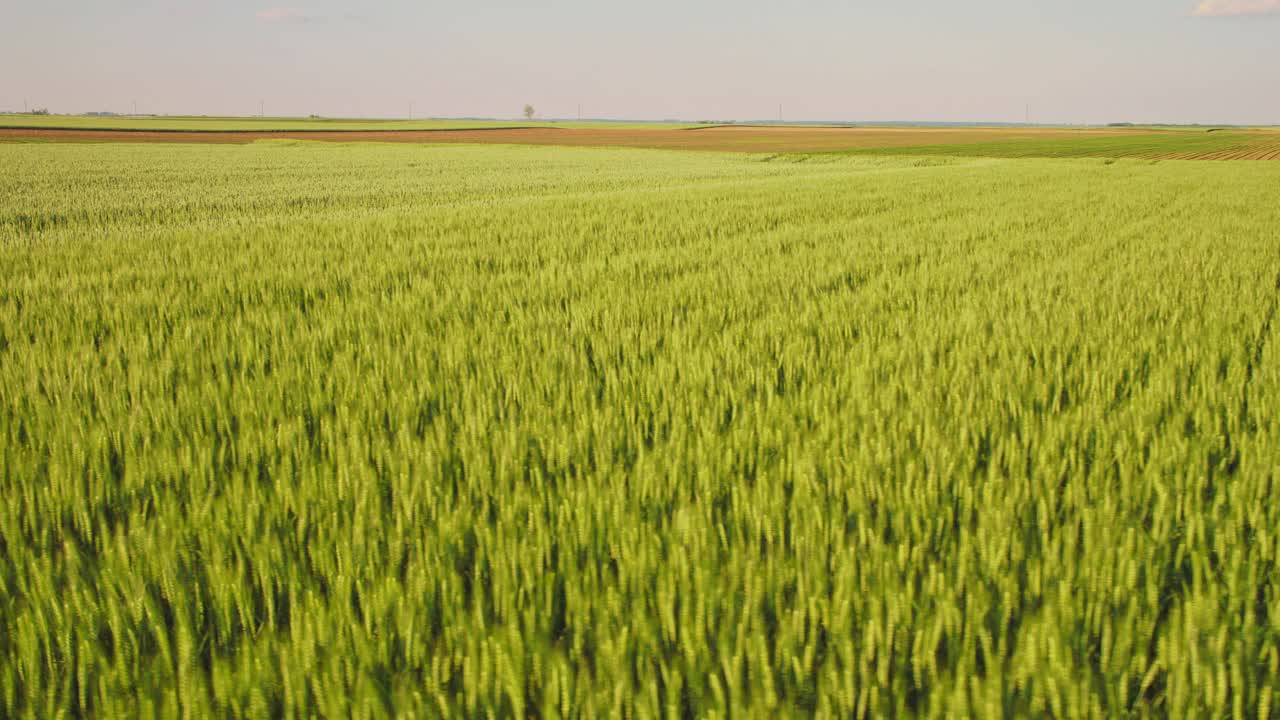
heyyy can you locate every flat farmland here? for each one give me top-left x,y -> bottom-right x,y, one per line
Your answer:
5,122 -> 1279,159
4,141 -> 1280,717
0,114 -> 708,132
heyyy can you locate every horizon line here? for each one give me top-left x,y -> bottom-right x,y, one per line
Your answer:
2,111 -> 1274,129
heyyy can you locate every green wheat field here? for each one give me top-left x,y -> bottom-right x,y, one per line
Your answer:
3,141 -> 1279,718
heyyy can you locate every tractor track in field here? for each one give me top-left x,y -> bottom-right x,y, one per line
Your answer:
1238,271 -> 1280,438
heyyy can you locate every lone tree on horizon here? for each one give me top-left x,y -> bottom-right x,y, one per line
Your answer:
523,104 -> 535,121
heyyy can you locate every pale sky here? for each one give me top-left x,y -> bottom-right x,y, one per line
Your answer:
3,0 -> 1277,124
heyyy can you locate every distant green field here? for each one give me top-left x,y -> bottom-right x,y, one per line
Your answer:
0,114 -> 705,132
3,143 -> 1280,718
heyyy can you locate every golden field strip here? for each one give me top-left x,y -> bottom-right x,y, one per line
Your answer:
4,124 -> 1280,159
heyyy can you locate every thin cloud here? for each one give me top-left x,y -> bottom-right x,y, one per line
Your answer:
1191,0 -> 1280,16
256,8 -> 310,23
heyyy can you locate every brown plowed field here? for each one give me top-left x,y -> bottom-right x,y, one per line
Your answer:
5,125 -> 1280,159
1154,144 -> 1280,161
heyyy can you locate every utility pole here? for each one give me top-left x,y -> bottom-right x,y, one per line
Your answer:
1025,103 -> 1030,125
260,100 -> 265,118
578,103 -> 582,121
23,98 -> 28,113
133,100 -> 138,116
409,102 -> 413,120
779,103 -> 783,124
